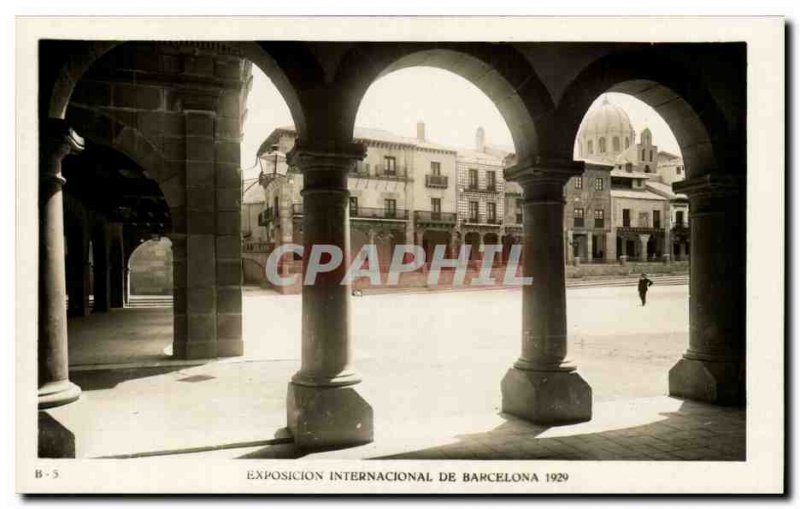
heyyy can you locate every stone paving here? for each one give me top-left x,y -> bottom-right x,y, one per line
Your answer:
55,284 -> 745,461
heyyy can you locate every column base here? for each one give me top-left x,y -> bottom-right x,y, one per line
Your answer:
38,380 -> 81,409
669,356 -> 745,405
217,339 -> 244,357
501,366 -> 592,425
38,411 -> 76,458
172,340 -> 217,360
287,382 -> 373,451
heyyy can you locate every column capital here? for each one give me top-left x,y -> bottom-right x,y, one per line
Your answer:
504,156 -> 584,186
673,173 -> 744,198
41,118 -> 84,164
287,141 -> 366,173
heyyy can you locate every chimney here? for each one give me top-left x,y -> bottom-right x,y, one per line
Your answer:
416,121 -> 426,141
475,126 -> 486,152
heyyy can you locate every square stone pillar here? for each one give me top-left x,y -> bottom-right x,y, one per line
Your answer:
38,119 -> 83,409
669,175 -> 745,405
500,161 -> 591,425
605,229 -> 617,262
586,232 -> 593,262
638,234 -> 649,262
286,144 -> 373,451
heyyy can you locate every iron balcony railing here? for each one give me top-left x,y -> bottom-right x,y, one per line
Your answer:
466,183 -> 500,193
425,174 -> 449,188
350,206 -> 408,220
573,218 -> 585,228
242,240 -> 274,253
414,210 -> 457,223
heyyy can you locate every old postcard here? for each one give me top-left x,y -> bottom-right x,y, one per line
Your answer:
15,16 -> 784,494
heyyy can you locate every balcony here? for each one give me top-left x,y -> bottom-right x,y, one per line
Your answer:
351,207 -> 409,221
243,240 -> 273,253
375,165 -> 410,180
465,184 -> 500,193
464,216 -> 501,227
415,210 -> 457,224
425,174 -> 449,188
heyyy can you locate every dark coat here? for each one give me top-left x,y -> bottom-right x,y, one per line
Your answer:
638,277 -> 653,293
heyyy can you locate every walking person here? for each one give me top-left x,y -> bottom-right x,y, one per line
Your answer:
638,273 -> 653,306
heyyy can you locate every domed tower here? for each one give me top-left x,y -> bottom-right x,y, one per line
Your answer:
577,96 -> 636,162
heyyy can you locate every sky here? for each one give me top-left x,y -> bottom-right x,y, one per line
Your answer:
240,66 -> 681,178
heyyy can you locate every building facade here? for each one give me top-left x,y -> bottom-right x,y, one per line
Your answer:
575,96 -> 690,262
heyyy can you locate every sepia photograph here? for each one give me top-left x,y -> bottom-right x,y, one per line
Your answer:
13,15 -> 785,495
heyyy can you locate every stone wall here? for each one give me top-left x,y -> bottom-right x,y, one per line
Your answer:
129,238 -> 173,295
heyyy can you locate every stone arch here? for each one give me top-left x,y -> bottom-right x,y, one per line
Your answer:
334,43 -> 554,161
128,237 -> 174,296
44,40 -> 309,137
64,105 -> 182,213
555,47 -> 742,179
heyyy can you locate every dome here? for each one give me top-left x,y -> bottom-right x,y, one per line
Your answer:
580,96 -> 634,137
577,96 -> 636,160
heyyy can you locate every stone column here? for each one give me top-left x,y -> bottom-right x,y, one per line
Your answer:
662,211 -> 672,263
501,162 -> 591,424
669,175 -> 744,405
38,119 -> 83,409
605,229 -> 617,262
565,229 -> 574,264
586,232 -> 593,263
91,219 -> 111,312
638,234 -> 649,262
286,144 -> 373,450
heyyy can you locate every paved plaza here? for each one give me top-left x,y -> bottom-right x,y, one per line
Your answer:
52,283 -> 745,461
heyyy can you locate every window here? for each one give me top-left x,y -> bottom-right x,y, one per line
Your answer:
598,137 -> 606,153
486,171 -> 496,191
516,198 -> 523,224
468,169 -> 478,189
575,176 -> 583,189
641,149 -> 646,161
653,210 -> 661,229
676,210 -> 685,227
273,196 -> 279,219
431,161 -> 441,176
625,163 -> 633,173
613,136 -> 620,152
649,150 -> 653,162
469,201 -> 479,222
625,137 -> 630,149
622,208 -> 631,227
677,166 -> 683,175
431,198 -> 441,219
349,196 -> 358,216
573,207 -> 585,228
644,165 -> 651,173
587,140 -> 594,154
594,209 -> 605,228
384,198 -> 397,218
384,156 -> 396,175
487,202 -> 497,223
594,177 -> 604,191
